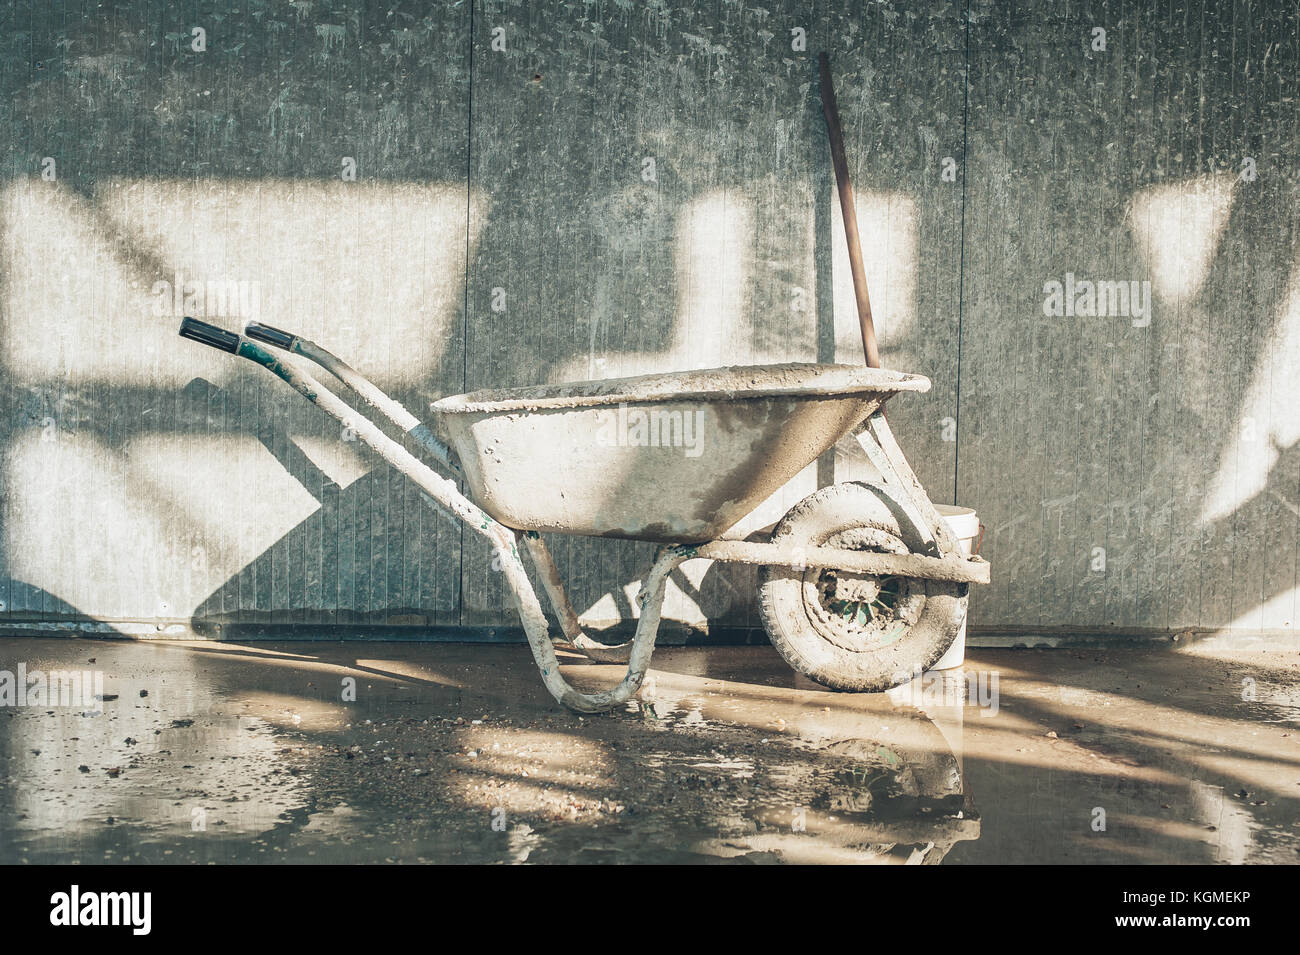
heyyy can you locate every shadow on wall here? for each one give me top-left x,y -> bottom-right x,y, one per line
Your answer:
0,179 -> 477,624
0,0 -> 1295,639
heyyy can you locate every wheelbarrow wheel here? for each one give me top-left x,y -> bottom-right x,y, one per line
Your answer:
758,481 -> 966,692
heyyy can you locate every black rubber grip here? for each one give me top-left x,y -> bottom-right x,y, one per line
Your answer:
244,322 -> 298,350
178,317 -> 240,353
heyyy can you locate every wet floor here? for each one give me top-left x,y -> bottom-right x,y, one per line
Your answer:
0,638 -> 1297,863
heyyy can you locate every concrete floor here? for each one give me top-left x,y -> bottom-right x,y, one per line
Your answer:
1,638 -> 1297,864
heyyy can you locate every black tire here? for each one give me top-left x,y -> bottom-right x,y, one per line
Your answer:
758,482 -> 966,692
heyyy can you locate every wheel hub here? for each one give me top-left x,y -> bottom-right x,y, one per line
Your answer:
801,526 -> 925,653
831,575 -> 883,604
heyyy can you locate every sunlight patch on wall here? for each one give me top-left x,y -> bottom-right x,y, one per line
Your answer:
4,430 -> 318,618
673,188 -> 755,368
289,432 -> 373,490
1200,248 -> 1300,531
1127,175 -> 1236,306
1217,587 -> 1296,635
563,184 -> 918,381
832,189 -> 917,361
558,188 -> 756,380
1,178 -> 483,387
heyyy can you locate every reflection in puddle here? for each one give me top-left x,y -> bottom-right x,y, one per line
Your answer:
597,669 -> 980,864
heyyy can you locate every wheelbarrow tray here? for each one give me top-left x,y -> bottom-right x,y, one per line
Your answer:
432,363 -> 930,542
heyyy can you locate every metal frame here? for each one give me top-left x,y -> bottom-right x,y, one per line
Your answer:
178,319 -> 987,713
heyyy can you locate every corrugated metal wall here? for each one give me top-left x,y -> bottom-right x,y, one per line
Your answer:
0,0 -> 1296,639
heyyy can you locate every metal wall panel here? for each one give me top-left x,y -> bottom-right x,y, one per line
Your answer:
0,0 -> 1294,639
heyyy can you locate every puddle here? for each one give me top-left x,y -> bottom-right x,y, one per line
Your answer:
2,640 -> 1297,863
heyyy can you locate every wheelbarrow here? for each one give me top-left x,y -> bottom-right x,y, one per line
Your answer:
178,317 -> 989,713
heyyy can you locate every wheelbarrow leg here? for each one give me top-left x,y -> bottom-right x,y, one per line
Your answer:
516,532 -> 584,643
497,536 -> 691,712
517,532 -> 637,664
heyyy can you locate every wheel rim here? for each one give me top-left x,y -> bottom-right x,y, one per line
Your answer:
800,526 -> 925,653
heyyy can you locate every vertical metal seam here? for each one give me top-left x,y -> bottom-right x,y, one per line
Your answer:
953,0 -> 971,507
457,0 -> 476,628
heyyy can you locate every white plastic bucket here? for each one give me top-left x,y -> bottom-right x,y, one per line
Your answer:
931,504 -> 979,670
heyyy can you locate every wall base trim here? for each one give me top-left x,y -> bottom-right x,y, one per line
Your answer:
0,618 -> 1292,650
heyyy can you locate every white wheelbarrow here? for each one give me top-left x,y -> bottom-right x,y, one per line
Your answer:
179,318 -> 989,713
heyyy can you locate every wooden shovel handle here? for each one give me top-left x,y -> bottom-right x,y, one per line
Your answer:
819,51 -> 881,369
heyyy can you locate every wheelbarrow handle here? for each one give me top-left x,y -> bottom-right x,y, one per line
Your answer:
178,317 -> 240,353
244,322 -> 298,351
241,321 -> 461,476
